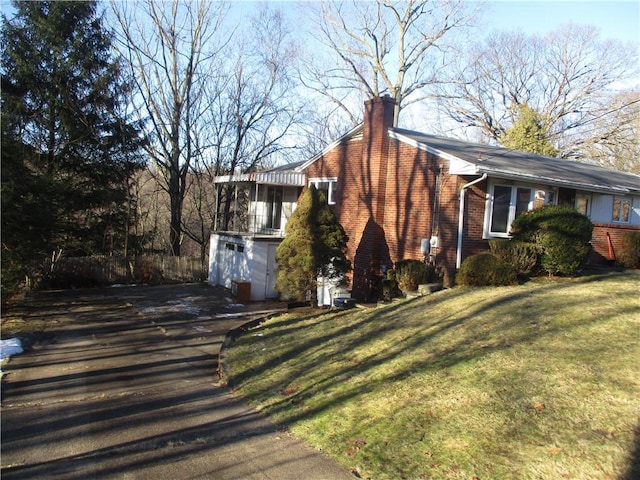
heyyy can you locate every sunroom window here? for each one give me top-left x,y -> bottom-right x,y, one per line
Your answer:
612,196 -> 631,223
488,185 -> 533,235
309,178 -> 337,205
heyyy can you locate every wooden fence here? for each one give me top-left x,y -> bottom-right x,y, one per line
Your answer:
43,255 -> 208,288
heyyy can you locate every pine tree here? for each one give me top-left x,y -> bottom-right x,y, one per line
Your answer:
1,1 -> 143,296
275,186 -> 350,305
501,103 -> 559,157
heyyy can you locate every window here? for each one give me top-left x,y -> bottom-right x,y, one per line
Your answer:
309,178 -> 337,205
488,184 -> 533,236
265,185 -> 283,230
612,196 -> 631,223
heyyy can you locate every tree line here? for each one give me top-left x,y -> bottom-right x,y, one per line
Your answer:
2,0 -> 638,299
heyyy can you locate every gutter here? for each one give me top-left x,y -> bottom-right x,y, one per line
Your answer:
456,173 -> 487,269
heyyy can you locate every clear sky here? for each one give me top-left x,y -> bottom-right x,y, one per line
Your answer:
484,0 -> 639,44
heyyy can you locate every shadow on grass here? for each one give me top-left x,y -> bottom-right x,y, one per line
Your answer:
623,422 -> 640,480
225,272 -> 640,448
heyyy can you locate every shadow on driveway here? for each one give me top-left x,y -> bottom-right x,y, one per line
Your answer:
1,284 -> 353,480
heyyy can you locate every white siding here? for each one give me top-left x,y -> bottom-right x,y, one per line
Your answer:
208,234 -> 282,301
208,234 -> 251,291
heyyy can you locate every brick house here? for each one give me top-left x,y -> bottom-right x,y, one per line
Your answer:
208,96 -> 640,302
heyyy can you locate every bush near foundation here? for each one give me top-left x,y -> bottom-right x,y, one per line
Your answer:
510,205 -> 593,276
456,252 -> 518,286
616,231 -> 640,268
395,260 -> 437,292
489,239 -> 540,277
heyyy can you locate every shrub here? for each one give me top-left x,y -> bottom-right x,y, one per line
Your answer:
617,231 -> 640,268
489,239 -> 540,277
381,279 -> 399,302
395,260 -> 433,292
510,205 -> 593,276
456,253 -> 518,286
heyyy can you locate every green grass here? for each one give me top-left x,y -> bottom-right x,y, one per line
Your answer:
225,271 -> 640,479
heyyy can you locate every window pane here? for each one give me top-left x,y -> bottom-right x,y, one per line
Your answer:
491,185 -> 512,233
612,198 -> 621,222
310,179 -> 336,205
515,188 -> 532,217
621,199 -> 630,222
266,186 -> 283,230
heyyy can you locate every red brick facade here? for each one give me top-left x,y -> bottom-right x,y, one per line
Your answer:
304,97 -> 470,297
302,97 -> 638,299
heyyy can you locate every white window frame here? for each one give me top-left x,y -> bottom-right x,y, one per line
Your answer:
612,196 -> 632,223
309,177 -> 337,205
484,182 -> 536,238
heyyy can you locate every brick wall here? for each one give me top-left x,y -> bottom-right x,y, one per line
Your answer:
590,223 -> 640,264
302,96 -> 494,297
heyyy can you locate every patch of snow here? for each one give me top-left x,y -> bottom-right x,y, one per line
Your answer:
192,326 -> 212,333
1,338 -> 23,363
138,301 -> 201,317
225,303 -> 245,309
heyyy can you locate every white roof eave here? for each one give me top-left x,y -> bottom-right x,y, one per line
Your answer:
478,167 -> 635,195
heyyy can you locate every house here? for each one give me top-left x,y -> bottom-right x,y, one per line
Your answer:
209,95 -> 640,302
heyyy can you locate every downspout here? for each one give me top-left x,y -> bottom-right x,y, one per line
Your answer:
456,173 -> 488,269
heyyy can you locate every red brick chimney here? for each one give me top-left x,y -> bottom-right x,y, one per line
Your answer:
362,95 -> 395,226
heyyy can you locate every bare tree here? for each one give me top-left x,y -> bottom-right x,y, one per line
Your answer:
111,0 -> 228,255
300,0 -> 475,127
437,25 -> 639,161
174,4 -> 303,257
579,90 -> 640,174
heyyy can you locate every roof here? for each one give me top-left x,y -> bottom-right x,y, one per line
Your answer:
391,129 -> 640,195
213,124 -> 640,195
211,161 -> 306,186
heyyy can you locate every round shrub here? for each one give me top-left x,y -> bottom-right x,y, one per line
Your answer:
456,252 -> 518,286
395,259 -> 426,291
510,205 -> 593,276
489,239 -> 540,277
617,231 -> 640,268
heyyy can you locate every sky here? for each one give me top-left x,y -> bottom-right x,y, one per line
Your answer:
2,1 -> 637,46
483,0 -> 639,45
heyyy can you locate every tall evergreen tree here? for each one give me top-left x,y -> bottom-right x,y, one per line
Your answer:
275,185 -> 350,305
1,1 -> 143,295
500,103 -> 559,157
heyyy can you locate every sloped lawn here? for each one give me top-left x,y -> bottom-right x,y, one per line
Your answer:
224,271 -> 640,479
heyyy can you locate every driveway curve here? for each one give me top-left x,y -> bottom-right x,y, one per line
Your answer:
1,284 -> 354,480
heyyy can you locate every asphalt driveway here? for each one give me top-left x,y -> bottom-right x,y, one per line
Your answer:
1,284 -> 354,480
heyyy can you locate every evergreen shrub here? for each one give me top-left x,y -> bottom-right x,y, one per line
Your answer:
617,231 -> 640,268
456,253 -> 518,286
489,239 -> 540,277
510,205 -> 593,276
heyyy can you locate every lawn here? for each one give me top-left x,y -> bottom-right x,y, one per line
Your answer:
224,271 -> 640,479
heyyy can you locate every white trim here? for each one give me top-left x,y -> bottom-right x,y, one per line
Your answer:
389,130 -> 463,165
297,125 -> 364,171
309,177 -> 338,205
477,167 -> 633,195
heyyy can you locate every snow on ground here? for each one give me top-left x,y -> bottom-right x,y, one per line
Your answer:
1,338 -> 23,369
